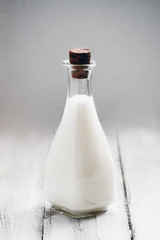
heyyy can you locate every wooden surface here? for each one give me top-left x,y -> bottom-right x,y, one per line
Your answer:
0,128 -> 159,240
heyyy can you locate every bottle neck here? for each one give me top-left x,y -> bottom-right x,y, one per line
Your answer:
63,60 -> 96,98
68,75 -> 92,98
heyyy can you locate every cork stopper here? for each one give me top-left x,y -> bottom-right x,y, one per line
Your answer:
69,48 -> 91,64
69,48 -> 91,79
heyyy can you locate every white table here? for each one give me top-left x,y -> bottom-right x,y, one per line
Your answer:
0,128 -> 159,240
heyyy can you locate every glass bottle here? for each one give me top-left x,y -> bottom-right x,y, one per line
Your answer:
44,52 -> 115,218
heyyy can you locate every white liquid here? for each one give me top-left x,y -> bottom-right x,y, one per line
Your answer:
44,95 -> 115,213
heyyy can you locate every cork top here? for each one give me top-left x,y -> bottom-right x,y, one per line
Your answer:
69,48 -> 91,65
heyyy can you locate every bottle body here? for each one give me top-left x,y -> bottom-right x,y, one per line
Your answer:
44,94 -> 115,217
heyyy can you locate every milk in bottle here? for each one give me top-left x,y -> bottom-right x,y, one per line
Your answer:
44,48 -> 115,218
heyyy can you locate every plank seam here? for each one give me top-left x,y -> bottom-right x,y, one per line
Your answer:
41,207 -> 45,240
116,136 -> 135,240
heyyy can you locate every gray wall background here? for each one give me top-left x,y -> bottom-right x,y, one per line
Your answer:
0,0 -> 160,131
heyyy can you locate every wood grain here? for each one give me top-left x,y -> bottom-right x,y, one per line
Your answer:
0,132 -> 51,240
118,128 -> 160,240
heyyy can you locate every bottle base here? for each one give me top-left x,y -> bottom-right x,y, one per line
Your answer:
45,202 -> 107,219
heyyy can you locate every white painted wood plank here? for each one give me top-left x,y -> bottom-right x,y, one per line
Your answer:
0,132 -> 51,240
43,131 -> 130,240
119,128 -> 160,240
